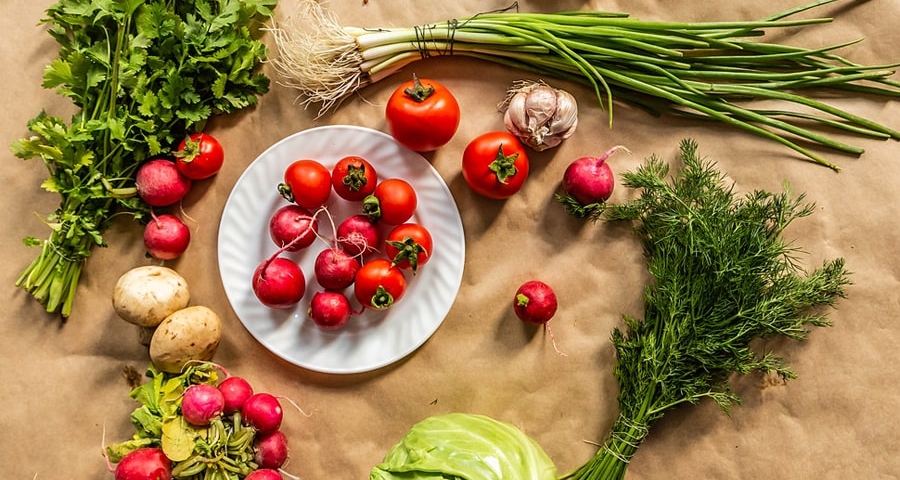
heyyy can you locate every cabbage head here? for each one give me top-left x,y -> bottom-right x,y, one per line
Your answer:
370,413 -> 557,480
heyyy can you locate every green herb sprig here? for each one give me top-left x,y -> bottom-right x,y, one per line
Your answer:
561,139 -> 851,479
11,0 -> 277,318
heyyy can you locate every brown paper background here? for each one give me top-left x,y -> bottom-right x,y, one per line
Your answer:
2,0 -> 899,478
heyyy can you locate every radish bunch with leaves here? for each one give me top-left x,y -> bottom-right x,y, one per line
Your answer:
106,363 -> 293,480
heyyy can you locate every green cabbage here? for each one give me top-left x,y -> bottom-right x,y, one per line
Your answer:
370,413 -> 557,480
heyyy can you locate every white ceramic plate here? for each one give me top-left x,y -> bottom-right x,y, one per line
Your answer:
217,125 -> 465,374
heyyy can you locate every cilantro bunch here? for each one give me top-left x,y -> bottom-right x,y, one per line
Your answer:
562,140 -> 851,479
11,0 -> 277,318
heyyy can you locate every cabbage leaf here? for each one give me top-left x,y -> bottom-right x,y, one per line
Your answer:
371,413 -> 557,480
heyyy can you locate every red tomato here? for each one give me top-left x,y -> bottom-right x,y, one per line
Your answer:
175,133 -> 225,180
354,258 -> 407,310
385,75 -> 461,152
461,131 -> 530,199
363,178 -> 417,225
279,159 -> 332,209
385,223 -> 433,273
331,155 -> 377,201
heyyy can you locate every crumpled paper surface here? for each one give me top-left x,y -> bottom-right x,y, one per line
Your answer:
2,0 -> 899,478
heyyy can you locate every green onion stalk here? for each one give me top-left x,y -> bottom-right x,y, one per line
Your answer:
12,0 -> 276,318
270,0 -> 900,170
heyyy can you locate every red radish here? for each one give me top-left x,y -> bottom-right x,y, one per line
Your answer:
337,214 -> 380,257
181,384 -> 225,426
514,280 -> 558,324
314,247 -> 360,290
562,145 -> 628,205
254,430 -> 290,469
269,204 -> 319,252
242,392 -> 283,434
143,213 -> 190,260
252,257 -> 306,309
245,469 -> 283,480
308,290 -> 354,330
218,376 -> 254,414
114,447 -> 171,480
135,159 -> 192,207
513,280 -> 566,356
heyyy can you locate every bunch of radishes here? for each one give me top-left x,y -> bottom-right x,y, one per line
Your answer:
134,133 -> 225,260
107,363 -> 293,480
251,156 -> 434,330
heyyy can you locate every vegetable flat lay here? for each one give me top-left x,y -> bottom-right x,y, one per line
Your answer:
3,1 -> 900,480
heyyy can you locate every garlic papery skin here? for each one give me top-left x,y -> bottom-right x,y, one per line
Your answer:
502,81 -> 579,151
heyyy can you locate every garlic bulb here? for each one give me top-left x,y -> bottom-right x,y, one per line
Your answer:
501,80 -> 578,151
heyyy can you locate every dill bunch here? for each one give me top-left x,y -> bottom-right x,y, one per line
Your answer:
562,139 -> 852,479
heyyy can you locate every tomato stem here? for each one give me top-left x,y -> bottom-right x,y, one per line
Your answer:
342,163 -> 370,192
361,194 -> 382,222
489,144 -> 520,184
370,286 -> 395,309
174,134 -> 200,163
388,237 -> 425,274
403,74 -> 435,102
276,182 -> 295,203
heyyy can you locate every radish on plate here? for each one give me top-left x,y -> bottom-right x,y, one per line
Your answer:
337,214 -> 380,257
308,290 -> 354,330
269,204 -> 319,252
252,257 -> 306,309
314,247 -> 360,290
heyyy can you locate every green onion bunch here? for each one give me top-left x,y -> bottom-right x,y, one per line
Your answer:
270,0 -> 900,170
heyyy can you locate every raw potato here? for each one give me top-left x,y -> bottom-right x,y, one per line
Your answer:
112,266 -> 191,328
150,306 -> 223,373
